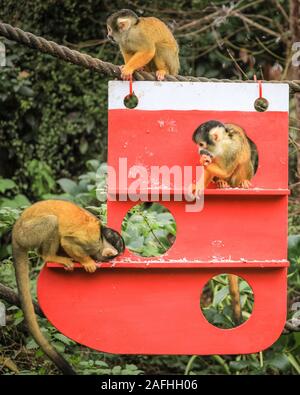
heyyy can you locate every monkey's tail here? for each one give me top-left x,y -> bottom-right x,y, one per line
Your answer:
12,242 -> 76,375
228,274 -> 242,325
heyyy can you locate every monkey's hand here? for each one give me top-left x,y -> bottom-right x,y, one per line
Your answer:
82,260 -> 97,273
199,149 -> 213,166
239,179 -> 252,189
63,261 -> 75,271
216,179 -> 231,189
120,64 -> 145,74
120,65 -> 134,80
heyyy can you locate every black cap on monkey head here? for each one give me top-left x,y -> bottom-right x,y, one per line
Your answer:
101,225 -> 125,259
107,9 -> 139,30
192,120 -> 224,145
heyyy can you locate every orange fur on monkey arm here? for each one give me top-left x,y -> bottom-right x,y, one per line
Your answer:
204,162 -> 235,183
121,49 -> 155,77
120,50 -> 133,64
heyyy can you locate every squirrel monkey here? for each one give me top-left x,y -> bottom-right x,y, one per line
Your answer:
192,120 -> 254,191
12,200 -> 125,375
192,121 -> 254,325
106,9 -> 179,81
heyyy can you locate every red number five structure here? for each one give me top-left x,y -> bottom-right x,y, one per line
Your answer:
38,82 -> 289,355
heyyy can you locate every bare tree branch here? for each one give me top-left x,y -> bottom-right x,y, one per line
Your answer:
272,0 -> 290,23
232,11 -> 284,40
0,282 -> 44,317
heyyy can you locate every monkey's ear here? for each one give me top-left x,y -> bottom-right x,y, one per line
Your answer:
210,126 -> 223,142
117,18 -> 132,32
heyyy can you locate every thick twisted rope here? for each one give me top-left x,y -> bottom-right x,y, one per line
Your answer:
1,22 -> 300,93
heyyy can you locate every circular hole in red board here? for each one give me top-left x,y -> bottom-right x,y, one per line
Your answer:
254,97 -> 269,112
200,274 -> 254,329
121,202 -> 176,257
124,93 -> 138,109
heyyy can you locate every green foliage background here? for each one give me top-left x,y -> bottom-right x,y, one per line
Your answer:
0,0 -> 300,375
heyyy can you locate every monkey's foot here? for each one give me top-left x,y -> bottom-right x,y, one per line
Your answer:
82,261 -> 97,273
43,255 -> 74,271
189,183 -> 204,199
63,261 -> 75,271
195,187 -> 204,199
216,180 -> 230,189
239,179 -> 252,189
156,70 -> 166,81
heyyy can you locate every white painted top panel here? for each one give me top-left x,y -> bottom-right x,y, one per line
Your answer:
108,81 -> 289,112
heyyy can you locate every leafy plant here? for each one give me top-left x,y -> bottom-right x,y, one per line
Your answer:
26,160 -> 56,198
0,207 -> 22,258
77,361 -> 143,375
201,274 -> 254,329
0,178 -> 16,194
122,203 -> 177,257
43,160 -> 107,207
0,177 -> 30,209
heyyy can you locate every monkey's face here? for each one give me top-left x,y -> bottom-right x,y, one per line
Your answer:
107,9 -> 139,43
92,226 -> 125,262
107,25 -> 117,43
192,120 -> 227,156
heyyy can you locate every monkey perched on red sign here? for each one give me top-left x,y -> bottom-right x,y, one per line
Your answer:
12,200 -> 125,374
